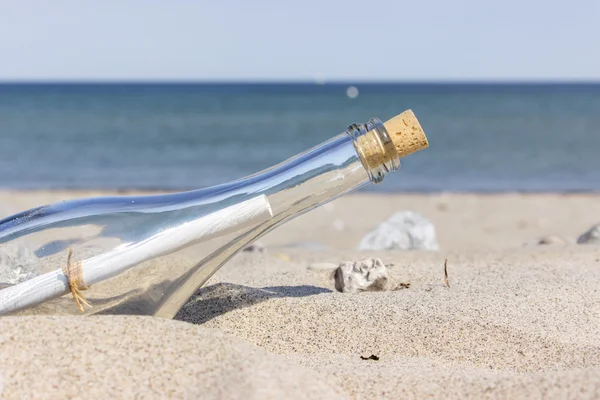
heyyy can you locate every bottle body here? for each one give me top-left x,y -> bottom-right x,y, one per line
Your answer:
0,117 -> 404,318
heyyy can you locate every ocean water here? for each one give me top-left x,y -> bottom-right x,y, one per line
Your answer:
0,83 -> 599,193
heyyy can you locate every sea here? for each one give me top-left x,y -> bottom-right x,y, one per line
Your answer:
1,83 -> 599,193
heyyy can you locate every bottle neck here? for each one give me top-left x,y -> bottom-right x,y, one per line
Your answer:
347,117 -> 401,183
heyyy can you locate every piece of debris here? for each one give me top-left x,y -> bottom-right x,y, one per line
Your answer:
444,259 -> 450,288
537,236 -> 566,245
394,282 -> 410,290
357,211 -> 439,251
333,258 -> 410,293
242,242 -> 265,253
360,355 -> 380,361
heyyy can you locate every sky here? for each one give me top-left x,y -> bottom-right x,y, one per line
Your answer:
1,0 -> 599,82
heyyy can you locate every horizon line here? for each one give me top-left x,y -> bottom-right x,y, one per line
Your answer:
1,79 -> 600,85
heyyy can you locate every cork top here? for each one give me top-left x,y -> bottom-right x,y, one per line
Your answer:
383,109 -> 429,158
351,109 -> 429,181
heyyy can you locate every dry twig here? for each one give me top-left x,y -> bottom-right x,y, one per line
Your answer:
444,259 -> 450,288
360,355 -> 380,361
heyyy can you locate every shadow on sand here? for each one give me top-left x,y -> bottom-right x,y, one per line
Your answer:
174,283 -> 332,324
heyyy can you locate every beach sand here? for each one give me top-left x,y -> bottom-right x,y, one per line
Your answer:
1,191 -> 600,399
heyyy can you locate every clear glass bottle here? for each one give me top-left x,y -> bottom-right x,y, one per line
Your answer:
0,110 -> 428,318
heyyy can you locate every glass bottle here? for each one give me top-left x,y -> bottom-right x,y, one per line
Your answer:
0,110 -> 428,318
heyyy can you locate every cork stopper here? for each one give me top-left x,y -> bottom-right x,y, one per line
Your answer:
383,109 -> 429,158
353,110 -> 428,174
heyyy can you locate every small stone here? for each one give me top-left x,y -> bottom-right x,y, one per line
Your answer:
577,224 -> 600,244
333,258 -> 392,293
242,242 -> 265,253
357,211 -> 438,251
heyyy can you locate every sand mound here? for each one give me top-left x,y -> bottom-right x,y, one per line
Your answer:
176,248 -> 600,398
0,315 -> 347,399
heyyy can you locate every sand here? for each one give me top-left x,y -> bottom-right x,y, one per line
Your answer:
1,191 -> 600,399
179,247 -> 600,398
0,315 -> 347,399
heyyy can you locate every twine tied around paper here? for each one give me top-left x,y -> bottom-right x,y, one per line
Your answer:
62,248 -> 92,312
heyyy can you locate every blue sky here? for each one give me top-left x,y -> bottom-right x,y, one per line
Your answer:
1,0 -> 599,81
